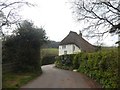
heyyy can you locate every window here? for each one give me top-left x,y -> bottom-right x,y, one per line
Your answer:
64,51 -> 67,55
73,45 -> 75,51
62,45 -> 66,49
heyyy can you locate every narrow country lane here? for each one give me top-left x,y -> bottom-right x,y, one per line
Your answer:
21,64 -> 101,88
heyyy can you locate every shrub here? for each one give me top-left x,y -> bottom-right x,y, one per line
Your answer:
55,54 -> 75,70
73,53 -> 83,69
54,56 -> 62,68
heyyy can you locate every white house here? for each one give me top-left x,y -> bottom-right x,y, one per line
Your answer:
59,31 -> 96,56
59,44 -> 81,56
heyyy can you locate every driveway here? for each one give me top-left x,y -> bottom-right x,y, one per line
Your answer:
21,64 -> 101,88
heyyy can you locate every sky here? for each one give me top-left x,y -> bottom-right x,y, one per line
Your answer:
17,0 -> 118,46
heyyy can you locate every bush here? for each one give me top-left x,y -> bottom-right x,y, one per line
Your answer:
54,56 -> 62,68
55,54 -> 75,70
73,53 -> 83,69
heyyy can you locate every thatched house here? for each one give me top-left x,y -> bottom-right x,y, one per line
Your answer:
59,31 -> 96,56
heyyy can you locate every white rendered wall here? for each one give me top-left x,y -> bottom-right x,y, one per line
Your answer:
59,44 -> 81,56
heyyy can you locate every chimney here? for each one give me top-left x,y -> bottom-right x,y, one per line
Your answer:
79,30 -> 82,36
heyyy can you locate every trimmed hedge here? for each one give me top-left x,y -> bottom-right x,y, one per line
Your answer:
41,56 -> 56,65
55,54 -> 75,70
76,50 -> 118,88
55,49 -> 118,88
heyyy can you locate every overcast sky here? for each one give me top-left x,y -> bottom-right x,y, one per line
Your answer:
18,0 -> 118,46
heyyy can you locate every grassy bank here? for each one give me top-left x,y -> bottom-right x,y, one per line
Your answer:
2,72 -> 41,88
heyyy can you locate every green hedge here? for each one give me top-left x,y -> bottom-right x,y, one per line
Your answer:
76,50 -> 118,88
55,54 -> 75,70
55,49 -> 118,88
41,56 -> 56,65
2,20 -> 47,73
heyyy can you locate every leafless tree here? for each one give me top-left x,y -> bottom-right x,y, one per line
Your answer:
72,0 -> 120,42
0,0 -> 34,37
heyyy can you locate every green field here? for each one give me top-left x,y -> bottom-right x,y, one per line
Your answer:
100,47 -> 118,53
41,48 -> 58,58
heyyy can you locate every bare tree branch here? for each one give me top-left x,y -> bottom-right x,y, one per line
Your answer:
0,1 -> 34,10
72,0 -> 120,45
73,0 -> 120,36
0,0 -> 34,37
102,1 -> 120,12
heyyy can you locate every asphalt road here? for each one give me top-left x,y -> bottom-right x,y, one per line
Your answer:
21,64 -> 101,88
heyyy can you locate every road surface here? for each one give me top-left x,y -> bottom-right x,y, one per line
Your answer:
21,64 -> 101,88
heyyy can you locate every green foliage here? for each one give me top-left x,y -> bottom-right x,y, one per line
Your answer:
73,53 -> 83,69
55,54 -> 75,70
55,48 -> 118,88
42,56 -> 56,65
55,56 -> 63,68
76,50 -> 118,88
2,20 -> 47,73
61,54 -> 75,66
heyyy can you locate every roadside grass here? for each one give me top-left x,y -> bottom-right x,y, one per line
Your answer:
2,72 -> 41,88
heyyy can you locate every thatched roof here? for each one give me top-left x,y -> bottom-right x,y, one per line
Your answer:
60,31 -> 96,52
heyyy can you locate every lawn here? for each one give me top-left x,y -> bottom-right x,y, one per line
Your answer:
2,72 -> 41,88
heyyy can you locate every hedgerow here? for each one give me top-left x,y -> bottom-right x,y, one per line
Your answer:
2,20 -> 47,73
55,49 -> 118,88
76,50 -> 118,88
55,54 -> 75,70
42,56 -> 56,65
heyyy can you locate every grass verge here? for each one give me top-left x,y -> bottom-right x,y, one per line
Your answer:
2,72 -> 41,88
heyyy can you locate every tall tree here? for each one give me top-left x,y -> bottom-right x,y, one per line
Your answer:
72,0 -> 120,43
3,20 -> 47,72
